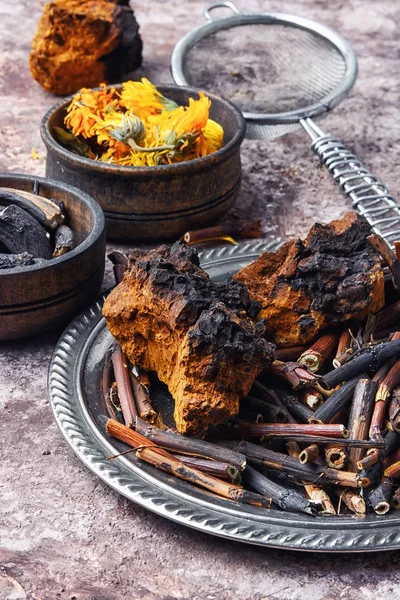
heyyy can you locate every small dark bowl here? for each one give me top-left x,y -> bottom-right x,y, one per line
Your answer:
41,85 -> 246,242
0,173 -> 106,341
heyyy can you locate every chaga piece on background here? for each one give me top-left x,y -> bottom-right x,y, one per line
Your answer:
29,0 -> 142,96
103,242 -> 274,436
0,205 -> 53,259
234,212 -> 384,348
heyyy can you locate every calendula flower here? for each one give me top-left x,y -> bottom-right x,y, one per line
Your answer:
65,83 -> 118,138
120,78 -> 178,120
197,119 -> 224,156
61,80 -> 224,167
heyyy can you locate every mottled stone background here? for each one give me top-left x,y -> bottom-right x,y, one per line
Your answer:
1,1 -> 400,599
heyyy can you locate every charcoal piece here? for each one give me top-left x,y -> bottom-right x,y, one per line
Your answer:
103,242 -> 274,435
53,224 -> 75,257
234,212 -> 384,347
0,205 -> 53,259
0,252 -> 34,270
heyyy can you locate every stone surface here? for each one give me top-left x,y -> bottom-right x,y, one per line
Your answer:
1,0 -> 400,598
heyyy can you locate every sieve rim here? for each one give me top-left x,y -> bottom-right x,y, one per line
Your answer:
171,11 -> 358,125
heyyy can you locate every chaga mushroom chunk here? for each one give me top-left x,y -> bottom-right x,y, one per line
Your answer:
103,242 -> 274,435
233,212 -> 385,347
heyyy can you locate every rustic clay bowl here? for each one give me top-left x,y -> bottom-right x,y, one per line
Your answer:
41,85 -> 246,242
0,173 -> 106,341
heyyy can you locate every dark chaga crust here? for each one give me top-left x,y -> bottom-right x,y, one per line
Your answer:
104,4 -> 142,81
234,212 -> 385,347
128,242 -> 263,326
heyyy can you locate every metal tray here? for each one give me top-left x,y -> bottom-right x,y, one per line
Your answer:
48,240 -> 400,553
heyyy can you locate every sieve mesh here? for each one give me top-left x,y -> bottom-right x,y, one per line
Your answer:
183,23 -> 347,116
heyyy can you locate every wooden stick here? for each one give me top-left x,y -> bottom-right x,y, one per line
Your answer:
325,446 -> 348,470
181,220 -> 262,245
367,233 -> 400,290
106,419 -> 262,504
111,346 -> 138,426
135,417 -> 246,470
269,361 -> 319,390
336,489 -> 366,516
102,347 -> 117,420
391,486 -> 400,510
275,346 -> 307,362
333,330 -> 353,368
357,448 -> 380,471
286,442 -> 336,515
298,333 -> 338,373
129,370 -> 157,424
236,422 -> 349,439
220,441 -> 370,488
242,395 -> 288,423
274,392 -> 314,423
347,379 -> 378,471
300,390 -> 324,410
384,460 -> 400,478
298,443 -> 320,465
172,455 -> 240,482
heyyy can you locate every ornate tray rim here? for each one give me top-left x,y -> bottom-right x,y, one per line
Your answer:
48,240 -> 400,553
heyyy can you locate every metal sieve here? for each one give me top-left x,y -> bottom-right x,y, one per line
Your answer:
171,2 -> 400,245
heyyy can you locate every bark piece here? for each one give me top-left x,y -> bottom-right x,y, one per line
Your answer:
103,242 -> 274,435
234,212 -> 384,347
29,0 -> 142,95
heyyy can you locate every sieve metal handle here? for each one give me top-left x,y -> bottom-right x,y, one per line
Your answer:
301,117 -> 400,247
204,2 -> 240,21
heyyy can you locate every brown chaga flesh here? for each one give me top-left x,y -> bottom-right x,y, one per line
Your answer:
103,243 -> 274,435
29,0 -> 142,95
234,212 -> 385,348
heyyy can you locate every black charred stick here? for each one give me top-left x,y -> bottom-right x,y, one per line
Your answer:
320,341 -> 400,389
391,486 -> 400,510
287,441 -> 336,514
111,346 -> 138,426
347,379 -> 378,471
310,376 -> 364,424
135,417 -> 246,471
243,465 -> 317,515
102,347 -> 117,420
298,443 -> 320,465
0,189 -> 48,227
368,476 -> 393,515
383,448 -> 400,472
236,422 -> 349,439
242,395 -> 288,423
252,382 -> 296,424
367,233 -> 400,290
298,333 -> 338,373
384,430 -> 400,458
129,370 -> 157,424
276,392 -> 314,423
269,361 -> 319,390
218,441 -> 370,488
